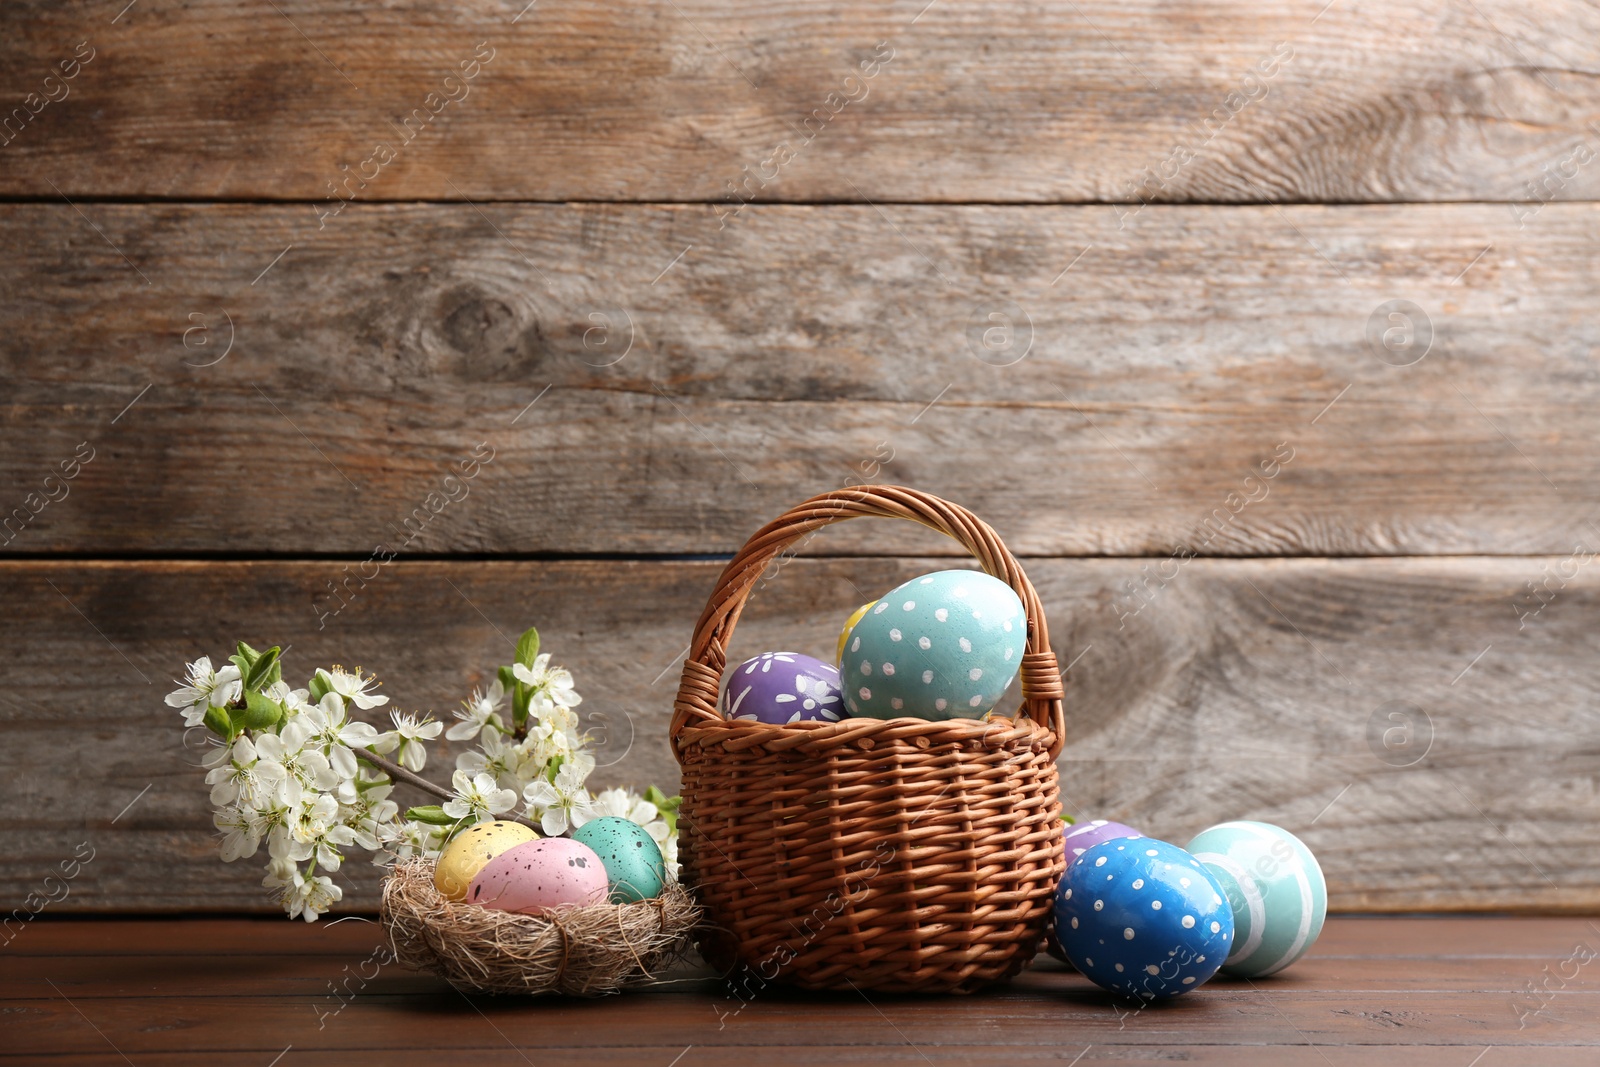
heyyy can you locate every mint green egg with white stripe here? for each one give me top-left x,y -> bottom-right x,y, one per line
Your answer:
1185,821 -> 1326,978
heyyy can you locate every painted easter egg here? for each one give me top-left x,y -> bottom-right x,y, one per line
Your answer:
466,837 -> 608,915
721,652 -> 844,724
1064,819 -> 1144,864
837,601 -> 876,663
1185,821 -> 1327,977
572,816 -> 666,903
841,569 -> 1026,720
1046,819 -> 1145,962
1054,838 -> 1234,1000
433,819 -> 539,902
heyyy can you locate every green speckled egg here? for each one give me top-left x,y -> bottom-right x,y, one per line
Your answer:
841,569 -> 1026,721
572,816 -> 665,903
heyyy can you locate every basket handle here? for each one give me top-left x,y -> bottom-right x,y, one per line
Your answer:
669,484 -> 1065,758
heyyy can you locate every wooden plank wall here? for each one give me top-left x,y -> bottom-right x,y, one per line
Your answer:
2,0 -> 1598,914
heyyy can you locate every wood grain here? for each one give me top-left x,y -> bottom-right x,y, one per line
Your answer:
21,912 -> 1600,1067
4,202 -> 1599,557
11,951 -> 1600,999
11,1053 -> 1600,1067
3,2 -> 1599,202
3,556 -> 1598,914
14,913 -> 1592,957
4,991 -> 1596,1051
5,918 -> 1598,1064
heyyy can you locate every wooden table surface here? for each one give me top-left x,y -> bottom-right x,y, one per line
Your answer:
5,916 -> 1598,1065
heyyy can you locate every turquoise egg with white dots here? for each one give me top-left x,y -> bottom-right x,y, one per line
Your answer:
1185,821 -> 1327,978
841,569 -> 1025,721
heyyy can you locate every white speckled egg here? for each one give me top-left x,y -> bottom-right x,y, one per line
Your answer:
841,569 -> 1026,721
466,837 -> 608,915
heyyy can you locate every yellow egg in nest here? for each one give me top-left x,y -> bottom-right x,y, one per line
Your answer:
433,820 -> 539,902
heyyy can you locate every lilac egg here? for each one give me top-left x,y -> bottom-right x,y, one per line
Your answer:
721,652 -> 844,725
1064,819 -> 1144,864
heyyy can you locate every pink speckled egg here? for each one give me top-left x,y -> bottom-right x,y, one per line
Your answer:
465,838 -> 608,915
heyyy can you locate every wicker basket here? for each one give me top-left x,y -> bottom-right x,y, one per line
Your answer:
670,485 -> 1065,993
381,858 -> 700,996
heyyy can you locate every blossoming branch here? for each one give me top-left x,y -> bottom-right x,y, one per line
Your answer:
167,628 -> 679,921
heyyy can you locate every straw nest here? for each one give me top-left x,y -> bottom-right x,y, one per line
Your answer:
380,857 -> 701,996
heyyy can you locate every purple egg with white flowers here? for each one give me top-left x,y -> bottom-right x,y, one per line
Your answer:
1064,819 -> 1144,864
722,652 -> 844,725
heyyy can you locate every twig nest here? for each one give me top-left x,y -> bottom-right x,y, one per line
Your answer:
381,857 -> 700,996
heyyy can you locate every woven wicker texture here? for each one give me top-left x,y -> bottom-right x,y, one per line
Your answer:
381,858 -> 700,996
671,485 -> 1065,993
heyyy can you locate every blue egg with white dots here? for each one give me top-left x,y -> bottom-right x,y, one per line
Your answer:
841,569 -> 1025,721
1054,838 -> 1234,1000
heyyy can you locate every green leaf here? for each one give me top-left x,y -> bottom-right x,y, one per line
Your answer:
307,668 -> 332,704
229,641 -> 260,680
238,690 -> 283,730
203,704 -> 235,739
497,665 -> 517,692
514,626 -> 540,669
545,753 -> 564,782
644,785 -> 681,813
1060,813 -> 1076,825
642,786 -> 681,834
242,646 -> 281,693
405,805 -> 457,826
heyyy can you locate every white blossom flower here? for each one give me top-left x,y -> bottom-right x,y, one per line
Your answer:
288,793 -> 357,871
255,722 -> 336,805
590,787 -> 657,825
204,734 -> 289,808
591,788 -> 672,845
447,677 -> 507,741
444,770 -> 519,824
165,657 -> 242,725
541,704 -> 584,749
454,727 -> 522,790
326,667 -> 389,710
273,866 -> 343,922
390,820 -> 447,861
213,805 -> 261,861
262,853 -> 298,888
512,655 -> 582,719
252,798 -> 300,862
522,753 -> 596,836
300,692 -> 381,778
513,717 -> 574,779
379,711 -> 442,772
267,681 -> 313,717
336,774 -> 399,851
662,834 -> 680,882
